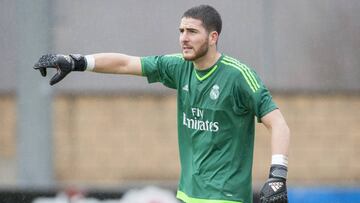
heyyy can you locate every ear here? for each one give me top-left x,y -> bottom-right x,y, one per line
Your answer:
209,31 -> 219,46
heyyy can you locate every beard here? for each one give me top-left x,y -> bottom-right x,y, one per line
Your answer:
182,39 -> 209,61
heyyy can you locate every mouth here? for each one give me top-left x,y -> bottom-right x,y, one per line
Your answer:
182,46 -> 193,52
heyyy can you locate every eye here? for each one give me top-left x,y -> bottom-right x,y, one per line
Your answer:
179,28 -> 184,33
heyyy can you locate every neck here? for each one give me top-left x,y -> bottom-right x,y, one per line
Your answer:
193,50 -> 221,70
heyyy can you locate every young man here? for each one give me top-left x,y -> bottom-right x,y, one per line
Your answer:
34,5 -> 290,203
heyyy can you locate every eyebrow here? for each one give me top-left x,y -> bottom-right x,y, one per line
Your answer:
179,27 -> 198,32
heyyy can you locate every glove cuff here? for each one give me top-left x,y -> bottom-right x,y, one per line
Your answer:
69,54 -> 87,71
269,164 -> 288,180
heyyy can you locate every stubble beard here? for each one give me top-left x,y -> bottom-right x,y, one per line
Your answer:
183,40 -> 209,61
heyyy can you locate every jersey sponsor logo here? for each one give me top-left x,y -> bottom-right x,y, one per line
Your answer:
210,84 -> 220,100
183,108 -> 219,132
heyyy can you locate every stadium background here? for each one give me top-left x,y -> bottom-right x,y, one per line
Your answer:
0,0 -> 360,202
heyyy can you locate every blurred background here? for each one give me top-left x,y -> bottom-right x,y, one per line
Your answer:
0,0 -> 360,202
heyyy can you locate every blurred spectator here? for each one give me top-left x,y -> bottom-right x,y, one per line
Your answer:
33,186 -> 178,203
119,186 -> 179,203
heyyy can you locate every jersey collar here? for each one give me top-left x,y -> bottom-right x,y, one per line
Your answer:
194,54 -> 224,81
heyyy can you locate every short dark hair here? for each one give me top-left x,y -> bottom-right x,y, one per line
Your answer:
182,5 -> 222,35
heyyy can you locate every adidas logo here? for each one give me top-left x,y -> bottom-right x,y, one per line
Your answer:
269,182 -> 284,192
182,84 -> 189,91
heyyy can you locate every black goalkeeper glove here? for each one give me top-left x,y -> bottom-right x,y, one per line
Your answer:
259,165 -> 288,203
33,54 -> 87,85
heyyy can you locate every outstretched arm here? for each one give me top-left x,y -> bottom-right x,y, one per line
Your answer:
34,53 -> 143,85
91,53 -> 142,76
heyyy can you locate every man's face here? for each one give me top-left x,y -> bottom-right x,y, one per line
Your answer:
179,17 -> 210,61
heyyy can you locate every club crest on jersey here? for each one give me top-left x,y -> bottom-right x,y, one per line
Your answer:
210,84 -> 220,100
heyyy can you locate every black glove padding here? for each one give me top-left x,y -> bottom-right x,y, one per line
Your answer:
259,165 -> 288,203
33,54 -> 86,85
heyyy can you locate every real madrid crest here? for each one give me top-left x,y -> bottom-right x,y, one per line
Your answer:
210,84 -> 220,100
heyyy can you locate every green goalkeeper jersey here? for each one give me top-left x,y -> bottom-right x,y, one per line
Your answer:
141,54 -> 277,203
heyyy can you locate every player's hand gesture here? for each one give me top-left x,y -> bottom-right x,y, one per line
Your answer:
259,165 -> 288,203
34,54 -> 86,85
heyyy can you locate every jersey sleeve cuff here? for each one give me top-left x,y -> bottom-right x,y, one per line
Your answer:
257,106 -> 278,123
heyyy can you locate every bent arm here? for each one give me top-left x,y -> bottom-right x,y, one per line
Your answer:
91,53 -> 143,76
261,109 -> 290,156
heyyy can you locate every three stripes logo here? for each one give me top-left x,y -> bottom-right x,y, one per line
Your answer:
269,182 -> 284,192
221,56 -> 260,93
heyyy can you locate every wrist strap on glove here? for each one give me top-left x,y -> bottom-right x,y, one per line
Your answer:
269,164 -> 288,180
69,54 -> 87,71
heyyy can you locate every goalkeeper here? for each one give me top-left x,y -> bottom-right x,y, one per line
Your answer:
34,5 -> 290,203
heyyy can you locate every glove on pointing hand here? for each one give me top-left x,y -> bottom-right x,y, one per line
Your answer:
33,54 -> 86,85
